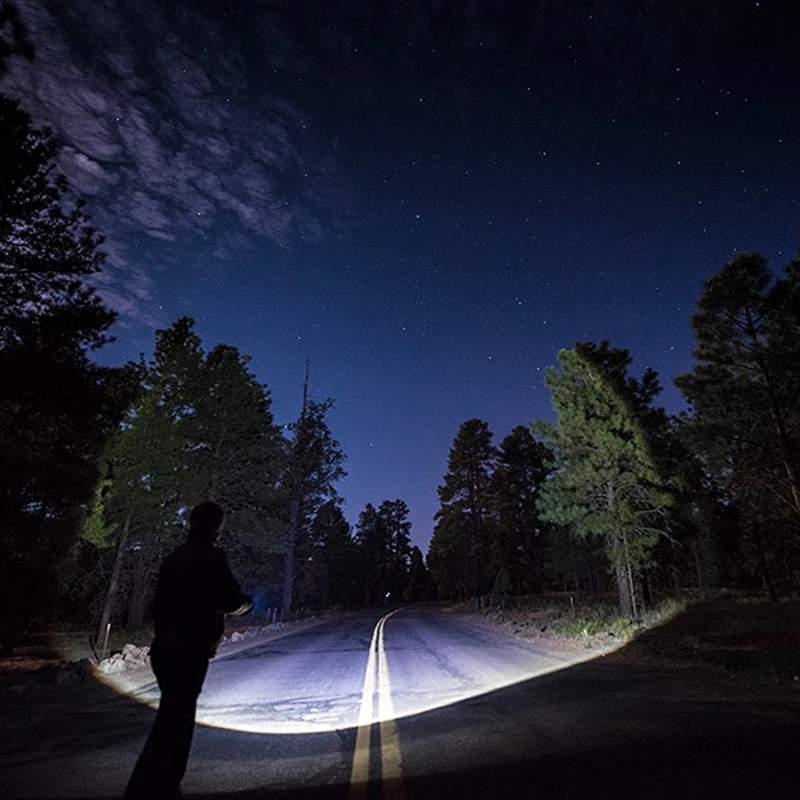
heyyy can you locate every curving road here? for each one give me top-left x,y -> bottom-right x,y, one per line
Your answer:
1,606 -> 798,799
191,606 -> 577,735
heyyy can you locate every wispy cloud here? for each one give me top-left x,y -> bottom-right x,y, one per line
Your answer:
3,0 -> 734,327
2,0 -> 351,325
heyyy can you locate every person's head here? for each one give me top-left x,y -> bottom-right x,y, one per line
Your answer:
188,501 -> 225,543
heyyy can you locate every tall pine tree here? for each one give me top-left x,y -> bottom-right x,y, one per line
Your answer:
282,370 -> 345,618
428,419 -> 496,600
94,318 -> 285,636
377,499 -> 412,602
491,426 -> 552,594
355,503 -> 390,606
676,253 -> 800,597
0,94 -> 133,654
535,344 -> 671,617
302,500 -> 357,608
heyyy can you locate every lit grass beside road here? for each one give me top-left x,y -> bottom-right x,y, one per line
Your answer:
454,593 -> 688,646
457,592 -> 800,694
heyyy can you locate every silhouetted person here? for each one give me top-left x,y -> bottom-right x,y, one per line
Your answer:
124,502 -> 253,800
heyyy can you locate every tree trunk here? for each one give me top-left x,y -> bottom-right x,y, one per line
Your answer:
282,495 -> 300,620
127,555 -> 151,627
96,512 -> 131,647
690,540 -> 700,590
607,481 -> 635,617
283,365 -> 311,622
570,548 -> 579,593
752,527 -> 778,602
626,556 -> 638,618
615,563 -> 633,618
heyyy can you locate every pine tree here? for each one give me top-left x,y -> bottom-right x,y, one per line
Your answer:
0,97 -> 112,350
377,499 -> 413,602
426,511 -> 464,600
0,95 -> 133,655
302,500 -> 356,608
192,343 -> 285,586
535,345 -> 672,617
404,546 -> 435,602
282,371 -> 345,618
94,323 -> 202,641
428,419 -> 497,599
355,503 -> 390,606
676,253 -> 800,597
491,426 -> 552,594
94,318 -> 285,635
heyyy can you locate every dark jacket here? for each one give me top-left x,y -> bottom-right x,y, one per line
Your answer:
150,537 -> 252,659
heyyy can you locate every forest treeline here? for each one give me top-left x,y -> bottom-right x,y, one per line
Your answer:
1,10 -> 799,656
0,25 -> 433,654
429,276 -> 800,617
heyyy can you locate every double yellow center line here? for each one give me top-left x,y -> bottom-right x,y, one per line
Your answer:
349,609 -> 405,799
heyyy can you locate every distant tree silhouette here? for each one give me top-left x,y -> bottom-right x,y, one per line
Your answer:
490,426 -> 552,594
297,500 -> 357,608
355,503 -> 390,606
404,545 -> 435,602
377,499 -> 412,602
282,371 -> 345,618
428,419 -> 497,600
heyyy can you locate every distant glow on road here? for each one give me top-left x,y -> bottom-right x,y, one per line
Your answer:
96,636 -> 619,736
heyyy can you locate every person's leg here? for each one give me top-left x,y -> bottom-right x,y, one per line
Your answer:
124,651 -> 208,799
163,654 -> 208,788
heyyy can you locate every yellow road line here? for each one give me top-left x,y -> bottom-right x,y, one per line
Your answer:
378,615 -> 405,799
349,621 -> 380,797
349,610 -> 405,800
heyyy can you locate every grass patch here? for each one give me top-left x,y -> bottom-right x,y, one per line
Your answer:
458,591 -> 800,693
550,608 -> 636,639
458,593 -> 691,648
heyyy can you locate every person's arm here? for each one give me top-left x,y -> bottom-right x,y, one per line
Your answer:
210,548 -> 253,616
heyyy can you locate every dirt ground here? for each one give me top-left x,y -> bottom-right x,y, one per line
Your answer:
0,616 -> 320,693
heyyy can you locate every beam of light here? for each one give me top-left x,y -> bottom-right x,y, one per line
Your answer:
92,617 -> 623,737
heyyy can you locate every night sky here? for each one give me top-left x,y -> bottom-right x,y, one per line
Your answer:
4,1 -> 798,551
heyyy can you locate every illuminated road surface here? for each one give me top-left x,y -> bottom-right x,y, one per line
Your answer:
2,606 -> 799,799
157,606 -> 579,734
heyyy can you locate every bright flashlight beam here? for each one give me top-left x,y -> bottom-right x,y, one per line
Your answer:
94,615 -> 622,736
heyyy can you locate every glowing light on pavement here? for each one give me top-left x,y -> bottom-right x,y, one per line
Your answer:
96,612 -> 616,736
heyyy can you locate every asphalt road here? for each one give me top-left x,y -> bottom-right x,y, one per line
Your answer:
1,607 -> 798,799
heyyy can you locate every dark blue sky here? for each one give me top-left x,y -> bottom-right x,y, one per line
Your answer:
5,0 -> 799,550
